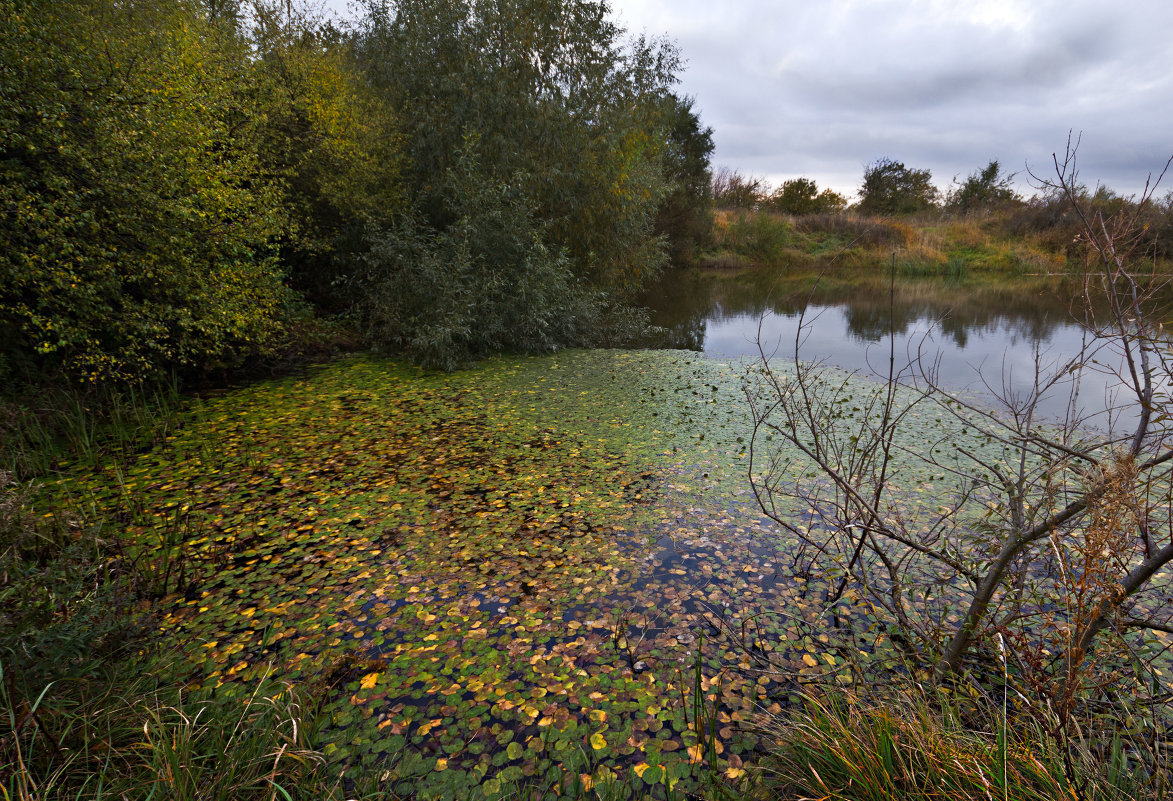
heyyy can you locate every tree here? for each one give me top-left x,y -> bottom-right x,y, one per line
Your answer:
946,159 -> 1019,214
654,94 -> 715,264
711,168 -> 765,210
857,157 -> 939,215
345,0 -> 682,367
247,1 -> 406,312
0,0 -> 290,382
748,143 -> 1173,719
766,178 -> 848,215
353,0 -> 679,292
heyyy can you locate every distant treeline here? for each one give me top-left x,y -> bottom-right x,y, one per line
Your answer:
0,0 -> 716,381
710,159 -> 1173,259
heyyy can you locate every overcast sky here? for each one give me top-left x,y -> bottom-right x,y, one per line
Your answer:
612,0 -> 1173,200
329,0 -> 1173,201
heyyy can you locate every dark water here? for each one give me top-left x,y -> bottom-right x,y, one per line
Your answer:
640,266 -> 1168,431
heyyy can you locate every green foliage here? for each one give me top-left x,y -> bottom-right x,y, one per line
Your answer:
0,0 -> 291,383
765,178 -> 848,215
338,0 -> 685,367
655,94 -> 715,264
356,147 -> 620,370
947,160 -> 1019,214
248,4 -> 406,311
720,212 -> 794,265
355,0 -> 678,293
857,157 -> 940,215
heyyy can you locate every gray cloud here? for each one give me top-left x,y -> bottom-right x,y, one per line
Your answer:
614,0 -> 1173,198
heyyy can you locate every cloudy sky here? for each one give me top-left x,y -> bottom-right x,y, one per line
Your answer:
610,0 -> 1173,200
329,0 -> 1173,200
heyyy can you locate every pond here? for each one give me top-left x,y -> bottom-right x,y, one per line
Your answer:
60,351 -> 887,799
53,269 -> 1168,799
640,265 -> 1161,432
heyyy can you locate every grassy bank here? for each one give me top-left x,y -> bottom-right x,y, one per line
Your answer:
699,208 -> 1098,278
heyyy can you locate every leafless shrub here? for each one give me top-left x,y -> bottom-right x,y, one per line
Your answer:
747,140 -> 1173,777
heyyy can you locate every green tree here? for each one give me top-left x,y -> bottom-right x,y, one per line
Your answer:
357,143 -> 611,370
857,157 -> 939,215
248,2 -> 405,311
0,0 -> 289,382
654,94 -> 715,264
766,178 -> 848,215
346,0 -> 681,366
353,0 -> 679,292
946,159 -> 1018,214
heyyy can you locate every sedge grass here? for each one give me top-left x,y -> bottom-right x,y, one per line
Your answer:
758,689 -> 1079,801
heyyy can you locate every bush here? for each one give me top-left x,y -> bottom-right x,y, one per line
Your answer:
355,149 -> 643,370
792,213 -> 915,249
946,160 -> 1020,214
858,157 -> 940,215
764,178 -> 848,215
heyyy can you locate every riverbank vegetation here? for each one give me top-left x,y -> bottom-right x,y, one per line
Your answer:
702,157 -> 1173,281
4,1 -> 1173,799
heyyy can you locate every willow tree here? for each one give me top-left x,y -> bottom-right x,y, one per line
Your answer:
347,0 -> 684,367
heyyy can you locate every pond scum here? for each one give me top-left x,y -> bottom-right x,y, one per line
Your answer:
50,350 -> 967,798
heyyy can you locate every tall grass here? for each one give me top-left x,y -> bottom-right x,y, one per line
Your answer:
699,208 -> 1078,278
759,689 -> 1075,801
0,375 -> 183,479
1,659 -> 342,801
756,682 -> 1165,801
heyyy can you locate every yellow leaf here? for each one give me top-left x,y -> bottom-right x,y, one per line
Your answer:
360,671 -> 380,690
590,731 -> 607,750
802,653 -> 818,667
633,762 -> 649,778
435,758 -> 448,771
725,767 -> 746,779
687,744 -> 705,764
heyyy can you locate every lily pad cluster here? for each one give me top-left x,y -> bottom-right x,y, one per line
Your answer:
53,351 -> 889,798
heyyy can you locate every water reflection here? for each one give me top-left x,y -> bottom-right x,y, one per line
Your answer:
640,266 -> 1162,429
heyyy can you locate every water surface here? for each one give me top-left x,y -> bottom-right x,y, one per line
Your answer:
641,266 -> 1161,431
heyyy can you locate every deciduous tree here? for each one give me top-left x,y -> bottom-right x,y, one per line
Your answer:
946,159 -> 1019,214
857,157 -> 939,215
0,0 -> 289,382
